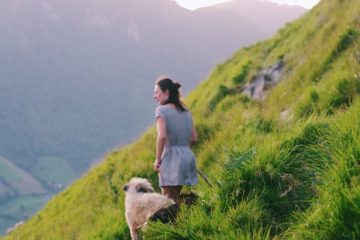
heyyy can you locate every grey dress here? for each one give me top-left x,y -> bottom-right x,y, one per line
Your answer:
155,105 -> 198,187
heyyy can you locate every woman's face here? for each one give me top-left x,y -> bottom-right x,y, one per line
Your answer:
153,84 -> 168,105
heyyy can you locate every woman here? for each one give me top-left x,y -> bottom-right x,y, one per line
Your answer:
153,77 -> 198,204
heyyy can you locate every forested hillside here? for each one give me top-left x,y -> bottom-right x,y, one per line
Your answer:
3,0 -> 360,239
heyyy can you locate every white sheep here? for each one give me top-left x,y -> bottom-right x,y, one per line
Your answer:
123,177 -> 175,240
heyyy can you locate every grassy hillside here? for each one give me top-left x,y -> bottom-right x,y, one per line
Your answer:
3,0 -> 360,239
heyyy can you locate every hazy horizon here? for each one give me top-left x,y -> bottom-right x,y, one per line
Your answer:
175,0 -> 320,10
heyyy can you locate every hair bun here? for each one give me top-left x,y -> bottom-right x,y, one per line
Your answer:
173,81 -> 181,89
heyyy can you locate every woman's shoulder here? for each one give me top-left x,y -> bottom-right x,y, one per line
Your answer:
156,104 -> 191,116
156,104 -> 171,112
155,105 -> 171,118
156,104 -> 176,111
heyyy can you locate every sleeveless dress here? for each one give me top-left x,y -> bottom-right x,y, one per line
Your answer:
155,105 -> 198,187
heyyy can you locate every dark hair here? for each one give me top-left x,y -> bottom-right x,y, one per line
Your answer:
156,77 -> 187,112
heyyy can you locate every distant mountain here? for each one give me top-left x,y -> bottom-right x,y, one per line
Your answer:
211,0 -> 306,38
0,1 -> 306,233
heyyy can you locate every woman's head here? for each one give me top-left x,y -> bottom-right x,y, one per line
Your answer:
154,77 -> 187,111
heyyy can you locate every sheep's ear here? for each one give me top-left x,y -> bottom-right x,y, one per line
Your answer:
123,185 -> 129,192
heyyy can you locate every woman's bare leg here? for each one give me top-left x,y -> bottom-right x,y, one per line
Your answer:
162,186 -> 183,204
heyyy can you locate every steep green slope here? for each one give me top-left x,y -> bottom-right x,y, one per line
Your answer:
3,0 -> 360,239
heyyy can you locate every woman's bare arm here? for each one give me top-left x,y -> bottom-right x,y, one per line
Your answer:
190,123 -> 197,146
154,117 -> 167,172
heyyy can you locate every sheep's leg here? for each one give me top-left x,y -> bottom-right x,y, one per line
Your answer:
130,225 -> 139,240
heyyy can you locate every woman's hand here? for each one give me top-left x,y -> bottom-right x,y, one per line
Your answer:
153,159 -> 161,173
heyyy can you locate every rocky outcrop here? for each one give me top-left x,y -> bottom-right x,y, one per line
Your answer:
244,59 -> 285,100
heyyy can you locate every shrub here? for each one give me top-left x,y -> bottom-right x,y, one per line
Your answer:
331,28 -> 359,60
312,28 -> 359,82
326,78 -> 360,114
208,85 -> 234,112
296,91 -> 320,119
245,117 -> 273,133
195,123 -> 215,145
310,89 -> 320,102
254,118 -> 273,133
233,61 -> 252,85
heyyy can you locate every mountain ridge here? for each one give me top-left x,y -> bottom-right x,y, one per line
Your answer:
209,0 -> 306,37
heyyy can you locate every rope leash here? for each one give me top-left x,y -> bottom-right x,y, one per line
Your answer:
196,168 -> 213,188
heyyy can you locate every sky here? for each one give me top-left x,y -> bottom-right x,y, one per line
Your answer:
174,0 -> 321,10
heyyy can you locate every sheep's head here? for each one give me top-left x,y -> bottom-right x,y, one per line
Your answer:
123,177 -> 154,194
